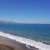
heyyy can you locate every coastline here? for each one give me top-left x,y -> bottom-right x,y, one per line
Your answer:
0,32 -> 39,50
0,31 -> 50,50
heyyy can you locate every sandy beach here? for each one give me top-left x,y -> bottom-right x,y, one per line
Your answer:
0,36 -> 39,50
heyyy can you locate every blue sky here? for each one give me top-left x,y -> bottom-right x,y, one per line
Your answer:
0,0 -> 50,24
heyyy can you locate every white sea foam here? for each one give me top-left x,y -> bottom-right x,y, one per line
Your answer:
0,32 -> 50,50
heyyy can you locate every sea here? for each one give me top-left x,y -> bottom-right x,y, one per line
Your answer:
0,22 -> 50,50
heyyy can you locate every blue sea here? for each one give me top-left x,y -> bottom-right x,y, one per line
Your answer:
0,22 -> 50,45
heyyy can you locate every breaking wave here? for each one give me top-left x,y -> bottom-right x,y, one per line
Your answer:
0,32 -> 50,50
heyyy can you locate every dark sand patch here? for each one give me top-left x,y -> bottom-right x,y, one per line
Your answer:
0,44 -> 14,50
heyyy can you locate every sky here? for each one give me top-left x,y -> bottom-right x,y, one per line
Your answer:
0,0 -> 50,24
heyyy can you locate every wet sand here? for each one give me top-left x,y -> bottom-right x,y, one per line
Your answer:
0,36 -> 39,50
0,44 -> 14,50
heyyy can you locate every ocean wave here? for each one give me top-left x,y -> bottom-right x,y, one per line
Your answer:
0,32 -> 50,50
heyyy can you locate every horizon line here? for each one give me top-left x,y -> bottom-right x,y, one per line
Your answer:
0,20 -> 50,24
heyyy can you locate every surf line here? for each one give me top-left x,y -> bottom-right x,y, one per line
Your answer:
0,32 -> 50,50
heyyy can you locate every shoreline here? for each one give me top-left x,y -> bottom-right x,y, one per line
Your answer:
0,33 -> 39,50
0,32 -> 50,50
